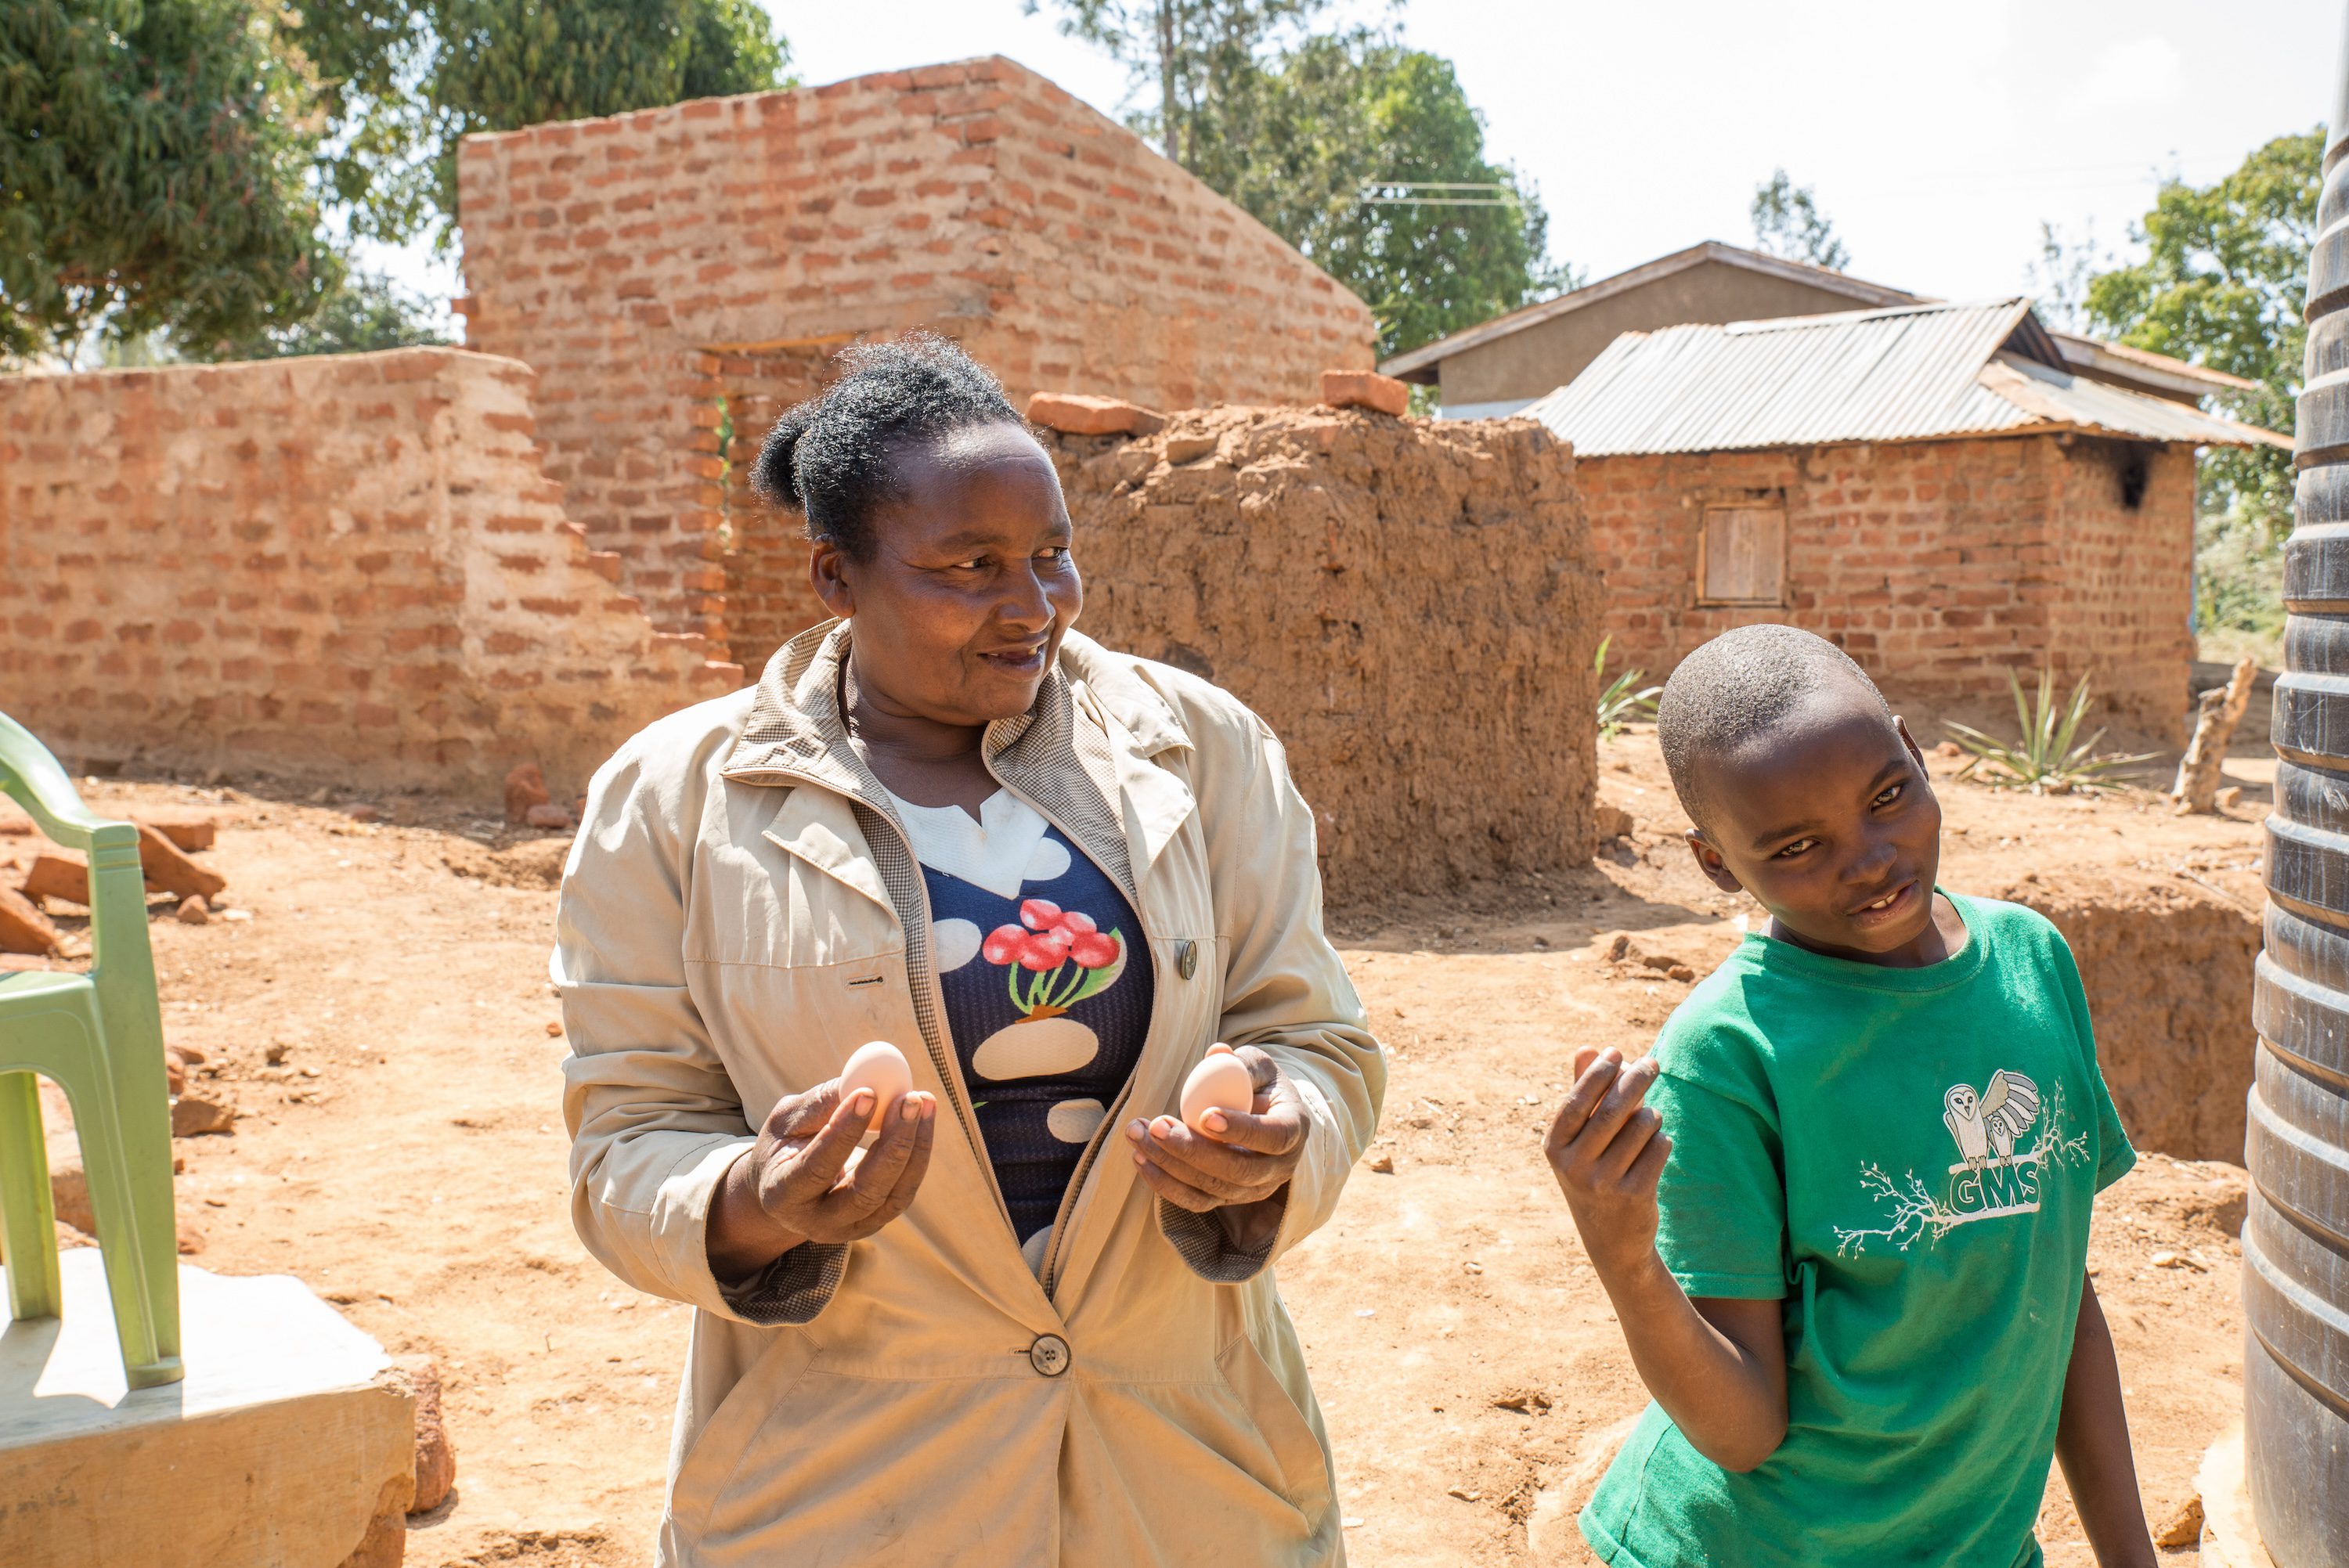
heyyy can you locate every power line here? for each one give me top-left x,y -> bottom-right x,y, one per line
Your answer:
1359,181 -> 1521,207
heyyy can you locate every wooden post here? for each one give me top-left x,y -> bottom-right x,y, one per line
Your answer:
2172,655 -> 2261,813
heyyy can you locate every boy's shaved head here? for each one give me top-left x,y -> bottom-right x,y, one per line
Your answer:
1658,625 -> 1896,831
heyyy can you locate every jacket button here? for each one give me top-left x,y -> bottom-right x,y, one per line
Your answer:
1029,1334 -> 1071,1378
1176,940 -> 1197,979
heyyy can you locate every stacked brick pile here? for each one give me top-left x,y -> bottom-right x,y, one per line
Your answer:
456,55 -> 1377,655
1045,405 -> 1600,901
1582,435 -> 2196,736
0,349 -> 741,791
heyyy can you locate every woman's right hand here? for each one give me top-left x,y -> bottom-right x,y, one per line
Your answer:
708,1081 -> 938,1281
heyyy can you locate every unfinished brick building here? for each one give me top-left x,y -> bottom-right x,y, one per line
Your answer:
0,350 -> 738,788
0,357 -> 1596,896
1526,299 -> 2286,736
456,56 -> 1377,667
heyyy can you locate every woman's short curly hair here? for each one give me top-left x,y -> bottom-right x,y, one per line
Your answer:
749,331 -> 1029,561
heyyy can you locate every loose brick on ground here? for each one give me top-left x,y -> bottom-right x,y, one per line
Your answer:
137,813 -> 218,852
22,850 -> 89,906
137,824 -> 226,903
504,764 -> 551,825
0,885 -> 61,955
170,1094 -> 237,1137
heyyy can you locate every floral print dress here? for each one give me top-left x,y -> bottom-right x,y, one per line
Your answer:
882,786 -> 1154,1269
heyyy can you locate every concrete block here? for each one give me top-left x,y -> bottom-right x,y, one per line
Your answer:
2197,1422 -> 2278,1568
0,1252 -> 415,1566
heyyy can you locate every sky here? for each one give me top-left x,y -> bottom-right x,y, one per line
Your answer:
381,0 -> 2345,346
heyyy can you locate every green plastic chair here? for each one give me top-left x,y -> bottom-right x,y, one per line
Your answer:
0,711 -> 181,1388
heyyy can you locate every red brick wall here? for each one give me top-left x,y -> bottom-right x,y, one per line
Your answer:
2051,437 -> 2197,732
0,349 -> 741,793
715,347 -> 833,680
1579,434 -> 2192,737
456,56 -> 1377,654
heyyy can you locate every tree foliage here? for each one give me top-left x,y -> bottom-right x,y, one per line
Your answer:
1200,36 -> 1566,358
1028,2 -> 1564,359
1032,0 -> 1320,164
1750,168 -> 1849,271
434,0 -> 783,132
2086,128 -> 2318,545
220,270 -> 450,359
2077,128 -> 2318,651
290,0 -> 789,246
2,0 -> 337,363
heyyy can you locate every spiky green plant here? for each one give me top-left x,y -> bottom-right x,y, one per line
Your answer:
1596,636 -> 1662,741
1943,670 -> 2156,795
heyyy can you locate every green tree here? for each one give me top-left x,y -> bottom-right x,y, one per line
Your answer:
2083,129 -> 2318,652
1027,0 -> 1324,165
290,0 -> 789,247
292,0 -> 440,246
1202,36 -> 1567,358
1029,3 -> 1564,359
2,0 -> 337,364
2086,129 -> 2318,545
1750,168 -> 1849,271
219,271 -> 451,359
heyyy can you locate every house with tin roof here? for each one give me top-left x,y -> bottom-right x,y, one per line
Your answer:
1517,297 -> 2285,737
1380,240 -> 2253,419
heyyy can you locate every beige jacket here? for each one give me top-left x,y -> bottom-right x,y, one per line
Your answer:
555,622 -> 1384,1567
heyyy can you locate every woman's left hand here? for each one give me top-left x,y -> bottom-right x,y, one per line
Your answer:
1127,1045 -> 1306,1242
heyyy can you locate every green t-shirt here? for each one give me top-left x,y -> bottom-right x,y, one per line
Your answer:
1581,892 -> 2134,1568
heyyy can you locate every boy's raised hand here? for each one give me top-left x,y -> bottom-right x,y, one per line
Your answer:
1541,1048 -> 1789,1474
1544,1047 -> 1670,1269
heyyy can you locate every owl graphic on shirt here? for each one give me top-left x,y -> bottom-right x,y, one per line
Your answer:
1942,1070 -> 2042,1166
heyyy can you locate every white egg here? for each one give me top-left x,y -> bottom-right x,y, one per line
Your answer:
1180,1044 -> 1255,1137
839,1040 -> 913,1131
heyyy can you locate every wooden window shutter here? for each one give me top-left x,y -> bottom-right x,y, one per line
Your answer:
1698,505 -> 1787,605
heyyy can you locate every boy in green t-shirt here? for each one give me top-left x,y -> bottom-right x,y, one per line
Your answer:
1547,625 -> 2155,1568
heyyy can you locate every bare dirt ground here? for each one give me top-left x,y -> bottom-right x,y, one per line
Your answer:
2,694 -> 2274,1566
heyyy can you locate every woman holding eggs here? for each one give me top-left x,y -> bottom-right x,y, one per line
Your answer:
554,333 -> 1384,1566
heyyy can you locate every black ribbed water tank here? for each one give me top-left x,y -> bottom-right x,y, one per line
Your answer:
2250,26 -> 2349,1560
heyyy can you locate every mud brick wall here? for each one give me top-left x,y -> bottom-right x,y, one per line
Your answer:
0,349 -> 739,793
1993,874 -> 2261,1162
1582,434 -> 2195,738
1045,408 -> 1600,903
456,55 -> 1377,657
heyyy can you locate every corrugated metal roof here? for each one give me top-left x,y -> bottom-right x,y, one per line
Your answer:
1979,352 -> 2289,445
2046,330 -> 2258,396
1377,240 -> 1921,380
1518,299 -> 2289,456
